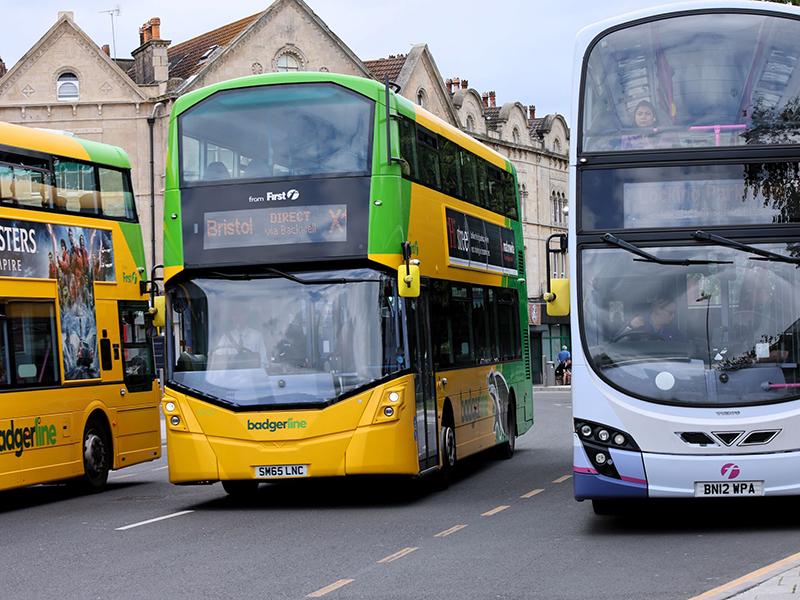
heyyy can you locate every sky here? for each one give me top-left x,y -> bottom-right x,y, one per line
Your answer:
7,0 -> 689,119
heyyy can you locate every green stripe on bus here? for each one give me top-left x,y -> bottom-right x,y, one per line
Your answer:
76,138 -> 131,168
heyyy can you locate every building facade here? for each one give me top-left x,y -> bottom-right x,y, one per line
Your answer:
0,0 -> 569,381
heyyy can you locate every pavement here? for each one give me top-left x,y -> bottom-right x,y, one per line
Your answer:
725,558 -> 800,600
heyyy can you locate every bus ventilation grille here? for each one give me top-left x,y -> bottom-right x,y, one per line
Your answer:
522,329 -> 531,380
517,249 -> 525,277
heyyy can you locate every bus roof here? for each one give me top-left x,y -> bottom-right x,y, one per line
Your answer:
170,71 -> 510,172
0,121 -> 131,169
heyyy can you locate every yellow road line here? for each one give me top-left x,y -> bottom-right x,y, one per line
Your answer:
553,475 -> 572,484
377,547 -> 418,564
434,524 -> 468,538
307,579 -> 355,598
481,505 -> 511,517
689,550 -> 800,600
521,488 -> 545,499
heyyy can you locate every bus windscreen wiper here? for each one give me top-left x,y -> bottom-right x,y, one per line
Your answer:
601,233 -> 733,266
692,230 -> 800,265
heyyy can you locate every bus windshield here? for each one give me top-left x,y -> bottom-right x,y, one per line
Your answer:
582,12 -> 800,152
582,244 -> 800,406
167,269 -> 408,408
179,82 -> 373,184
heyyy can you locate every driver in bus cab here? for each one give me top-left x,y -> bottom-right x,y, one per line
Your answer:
211,309 -> 268,370
617,297 -> 684,343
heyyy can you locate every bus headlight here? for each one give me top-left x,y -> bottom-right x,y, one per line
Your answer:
165,401 -> 176,413
595,452 -> 607,465
580,424 -> 592,438
574,419 -> 638,451
383,406 -> 395,417
613,433 -> 626,446
170,416 -> 181,426
597,429 -> 610,442
388,392 -> 400,402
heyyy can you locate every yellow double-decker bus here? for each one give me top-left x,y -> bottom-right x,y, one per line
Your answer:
160,73 -> 532,495
0,122 -> 160,492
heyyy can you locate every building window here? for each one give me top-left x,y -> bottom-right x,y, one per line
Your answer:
276,53 -> 301,72
57,72 -> 79,102
554,138 -> 562,153
416,88 -> 427,108
512,127 -> 521,144
466,115 -> 475,131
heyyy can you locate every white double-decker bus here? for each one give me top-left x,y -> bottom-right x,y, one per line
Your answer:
562,1 -> 800,514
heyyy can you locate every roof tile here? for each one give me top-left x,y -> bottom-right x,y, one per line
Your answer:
363,54 -> 407,83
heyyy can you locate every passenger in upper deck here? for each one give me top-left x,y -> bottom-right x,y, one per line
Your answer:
621,100 -> 662,150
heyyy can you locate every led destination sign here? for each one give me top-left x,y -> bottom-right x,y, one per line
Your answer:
204,204 -> 347,250
180,176 -> 370,267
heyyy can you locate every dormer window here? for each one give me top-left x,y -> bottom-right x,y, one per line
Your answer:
416,88 -> 427,108
276,53 -> 300,72
57,72 -> 79,102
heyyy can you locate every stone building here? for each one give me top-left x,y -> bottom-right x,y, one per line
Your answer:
0,0 -> 569,380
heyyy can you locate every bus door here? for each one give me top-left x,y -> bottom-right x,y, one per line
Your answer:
408,287 -> 438,471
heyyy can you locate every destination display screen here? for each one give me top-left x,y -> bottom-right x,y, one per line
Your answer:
204,205 -> 347,250
180,176 -> 370,268
445,208 -> 517,276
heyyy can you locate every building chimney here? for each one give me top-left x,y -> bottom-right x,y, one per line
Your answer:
452,77 -> 460,90
482,92 -> 489,108
0,58 -> 6,79
132,17 -> 171,85
102,44 -> 110,57
461,79 -> 468,89
150,17 -> 161,40
489,91 -> 496,108
446,78 -> 453,94
529,105 -> 536,120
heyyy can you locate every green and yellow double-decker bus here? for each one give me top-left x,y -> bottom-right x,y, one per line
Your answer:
0,122 -> 160,492
160,72 -> 532,494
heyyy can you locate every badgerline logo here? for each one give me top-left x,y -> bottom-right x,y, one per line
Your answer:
0,418 -> 58,457
247,417 -> 307,432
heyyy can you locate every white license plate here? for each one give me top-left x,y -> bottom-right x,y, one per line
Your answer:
254,464 -> 308,479
694,481 -> 764,497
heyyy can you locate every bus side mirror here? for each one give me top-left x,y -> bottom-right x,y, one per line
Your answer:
398,264 -> 420,298
545,279 -> 570,317
151,295 -> 166,329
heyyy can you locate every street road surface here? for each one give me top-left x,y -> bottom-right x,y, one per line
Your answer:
3,391 -> 800,599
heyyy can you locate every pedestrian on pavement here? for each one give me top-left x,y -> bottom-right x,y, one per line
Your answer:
557,345 -> 571,364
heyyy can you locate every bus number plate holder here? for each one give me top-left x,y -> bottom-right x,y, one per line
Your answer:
255,464 -> 309,479
694,481 -> 764,497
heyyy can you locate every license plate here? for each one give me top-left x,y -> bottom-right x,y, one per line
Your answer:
254,464 -> 308,479
694,481 -> 764,497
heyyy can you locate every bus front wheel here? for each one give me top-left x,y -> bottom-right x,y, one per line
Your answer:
221,480 -> 260,497
78,418 -> 111,491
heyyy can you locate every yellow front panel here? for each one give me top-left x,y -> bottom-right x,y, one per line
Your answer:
164,374 -> 419,483
0,122 -> 91,162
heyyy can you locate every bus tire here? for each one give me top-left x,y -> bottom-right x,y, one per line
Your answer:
221,480 -> 260,497
497,394 -> 517,460
78,417 -> 111,492
436,407 -> 457,489
591,499 -> 618,516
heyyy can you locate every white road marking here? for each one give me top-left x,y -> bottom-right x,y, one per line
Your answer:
307,579 -> 355,597
552,475 -> 572,484
521,488 -> 545,499
377,547 -> 418,564
434,524 -> 468,538
115,510 -> 194,531
481,505 -> 511,517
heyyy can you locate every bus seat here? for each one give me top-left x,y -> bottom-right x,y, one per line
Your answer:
205,162 -> 230,181
244,159 -> 273,178
54,195 -> 67,210
79,192 -> 99,214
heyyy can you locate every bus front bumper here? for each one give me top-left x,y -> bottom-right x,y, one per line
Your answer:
574,437 -> 800,499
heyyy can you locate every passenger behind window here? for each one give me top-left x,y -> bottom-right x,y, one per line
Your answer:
621,100 -> 661,150
205,161 -> 230,181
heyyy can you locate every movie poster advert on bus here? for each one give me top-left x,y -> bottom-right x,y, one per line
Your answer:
0,218 -> 115,380
445,208 -> 517,276
181,177 -> 371,267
